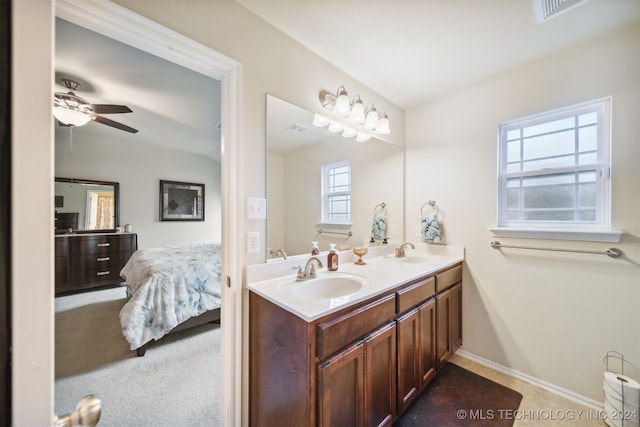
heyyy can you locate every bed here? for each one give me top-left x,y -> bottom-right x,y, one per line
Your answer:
119,242 -> 222,356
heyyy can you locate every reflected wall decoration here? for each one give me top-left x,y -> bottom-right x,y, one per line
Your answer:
160,180 -> 205,221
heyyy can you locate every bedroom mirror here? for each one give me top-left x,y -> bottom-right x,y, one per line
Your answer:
54,177 -> 119,233
266,95 -> 404,260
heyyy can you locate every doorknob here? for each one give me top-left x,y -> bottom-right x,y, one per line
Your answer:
54,395 -> 102,427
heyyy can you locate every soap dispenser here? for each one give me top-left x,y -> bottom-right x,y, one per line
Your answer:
327,244 -> 339,271
311,241 -> 320,256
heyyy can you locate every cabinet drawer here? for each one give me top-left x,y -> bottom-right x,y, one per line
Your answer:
71,266 -> 124,286
396,276 -> 435,314
436,264 -> 462,292
70,234 -> 135,255
317,294 -> 396,359
76,253 -> 128,270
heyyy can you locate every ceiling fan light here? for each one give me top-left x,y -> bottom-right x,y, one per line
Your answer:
313,113 -> 331,127
328,120 -> 344,133
342,126 -> 357,138
363,108 -> 379,129
333,87 -> 351,117
375,115 -> 390,134
53,106 -> 92,126
356,132 -> 371,142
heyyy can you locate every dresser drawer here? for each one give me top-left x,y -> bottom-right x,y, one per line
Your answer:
70,234 -> 135,256
436,264 -> 462,292
396,276 -> 435,314
316,294 -> 396,359
71,266 -> 125,286
75,253 -> 129,270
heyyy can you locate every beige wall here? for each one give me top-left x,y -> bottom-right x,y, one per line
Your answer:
405,23 -> 640,402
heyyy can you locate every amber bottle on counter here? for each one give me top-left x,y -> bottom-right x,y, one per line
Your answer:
327,244 -> 338,271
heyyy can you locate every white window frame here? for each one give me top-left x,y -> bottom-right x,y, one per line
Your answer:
492,97 -> 622,242
320,160 -> 352,226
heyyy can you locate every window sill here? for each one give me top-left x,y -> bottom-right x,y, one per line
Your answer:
489,227 -> 624,243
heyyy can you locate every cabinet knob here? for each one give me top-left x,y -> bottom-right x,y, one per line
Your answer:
96,243 -> 111,247
96,257 -> 110,262
96,271 -> 110,276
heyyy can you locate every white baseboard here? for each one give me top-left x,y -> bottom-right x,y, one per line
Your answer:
456,349 -> 604,411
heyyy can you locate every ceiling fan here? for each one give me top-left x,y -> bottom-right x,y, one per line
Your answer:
53,78 -> 138,133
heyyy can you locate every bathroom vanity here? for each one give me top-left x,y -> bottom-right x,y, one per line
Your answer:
248,250 -> 463,427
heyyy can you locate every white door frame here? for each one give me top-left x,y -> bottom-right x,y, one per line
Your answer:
12,0 -> 244,424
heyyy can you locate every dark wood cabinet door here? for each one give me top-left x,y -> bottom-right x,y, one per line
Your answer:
364,322 -> 396,427
436,289 -> 452,368
450,283 -> 462,352
418,298 -> 437,389
396,307 -> 419,414
318,341 -> 365,427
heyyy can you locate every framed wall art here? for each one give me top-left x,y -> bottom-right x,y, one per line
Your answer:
160,180 -> 205,221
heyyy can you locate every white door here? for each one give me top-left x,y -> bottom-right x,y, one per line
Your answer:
11,1 -> 243,425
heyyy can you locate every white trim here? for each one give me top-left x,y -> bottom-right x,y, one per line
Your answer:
489,227 -> 623,243
456,349 -> 604,411
53,1 -> 243,425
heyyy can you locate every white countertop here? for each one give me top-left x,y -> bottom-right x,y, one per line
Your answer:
247,245 -> 464,322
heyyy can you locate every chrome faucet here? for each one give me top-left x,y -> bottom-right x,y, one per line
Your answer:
295,256 -> 323,281
395,242 -> 415,258
273,248 -> 287,259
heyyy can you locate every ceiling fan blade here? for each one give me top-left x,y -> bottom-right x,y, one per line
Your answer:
89,104 -> 133,114
93,115 -> 139,133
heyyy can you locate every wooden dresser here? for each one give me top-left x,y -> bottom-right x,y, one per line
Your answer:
55,233 -> 137,295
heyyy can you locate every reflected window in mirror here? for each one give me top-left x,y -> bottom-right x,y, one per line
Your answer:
54,177 -> 119,233
321,161 -> 351,224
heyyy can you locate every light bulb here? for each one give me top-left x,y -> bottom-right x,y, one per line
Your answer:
363,108 -> 379,129
333,87 -> 351,117
328,121 -> 343,133
356,132 -> 371,142
375,115 -> 390,134
348,99 -> 365,123
342,127 -> 357,138
313,113 -> 330,127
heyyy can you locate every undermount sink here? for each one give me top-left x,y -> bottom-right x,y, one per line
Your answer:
278,272 -> 370,299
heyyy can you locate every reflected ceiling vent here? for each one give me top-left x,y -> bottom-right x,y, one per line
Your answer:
535,0 -> 591,23
285,123 -> 308,133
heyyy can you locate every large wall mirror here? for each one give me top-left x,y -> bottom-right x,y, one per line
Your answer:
54,177 -> 119,233
266,95 -> 404,260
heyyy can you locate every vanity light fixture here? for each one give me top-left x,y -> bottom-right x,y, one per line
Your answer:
318,86 -> 391,139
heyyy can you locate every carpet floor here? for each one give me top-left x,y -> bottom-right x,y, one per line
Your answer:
55,287 -> 221,427
395,362 -> 523,427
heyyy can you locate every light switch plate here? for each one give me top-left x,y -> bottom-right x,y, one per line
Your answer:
247,197 -> 267,219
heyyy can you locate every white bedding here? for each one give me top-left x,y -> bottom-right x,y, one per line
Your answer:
119,243 -> 222,350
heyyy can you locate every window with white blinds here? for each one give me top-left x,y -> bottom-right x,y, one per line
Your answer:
497,98 -> 611,231
321,161 -> 351,224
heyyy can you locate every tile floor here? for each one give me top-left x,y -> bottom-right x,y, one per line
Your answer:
450,353 -> 608,427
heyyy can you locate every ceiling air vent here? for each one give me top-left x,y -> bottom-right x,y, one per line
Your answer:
535,0 -> 591,23
285,123 -> 308,133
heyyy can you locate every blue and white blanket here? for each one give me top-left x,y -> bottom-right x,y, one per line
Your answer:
119,243 -> 222,350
